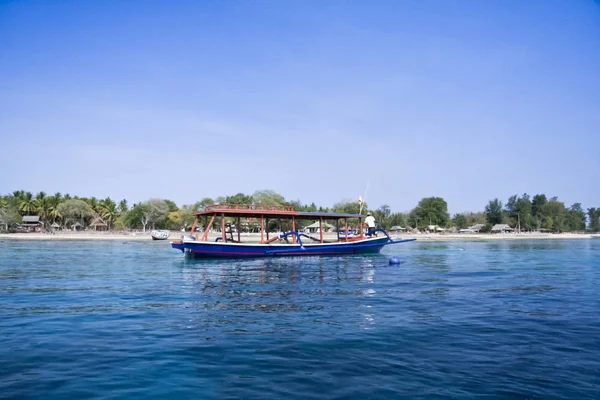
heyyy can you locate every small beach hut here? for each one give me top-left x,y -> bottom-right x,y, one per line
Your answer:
303,221 -> 334,233
491,224 -> 513,233
469,224 -> 485,233
22,216 -> 43,232
89,217 -> 108,231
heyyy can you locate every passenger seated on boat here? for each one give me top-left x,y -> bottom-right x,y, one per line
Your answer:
365,213 -> 377,237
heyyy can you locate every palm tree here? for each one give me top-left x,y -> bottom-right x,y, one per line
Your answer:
99,198 -> 118,230
48,195 -> 62,224
0,196 -> 8,211
118,199 -> 128,213
36,197 -> 51,224
63,193 -> 72,200
85,197 -> 100,214
19,192 -> 37,215
36,191 -> 47,201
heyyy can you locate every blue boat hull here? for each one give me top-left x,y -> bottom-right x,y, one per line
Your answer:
171,237 -> 415,258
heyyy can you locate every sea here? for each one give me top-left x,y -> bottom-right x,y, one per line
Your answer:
1,239 -> 599,399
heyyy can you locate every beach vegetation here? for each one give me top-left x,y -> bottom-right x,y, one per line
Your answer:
125,203 -> 151,231
118,199 -> 128,213
56,199 -> 94,228
452,213 -> 469,230
485,198 -> 504,225
2,188 -> 599,234
411,197 -> 450,228
18,191 -> 37,215
564,203 -> 586,232
588,208 -> 600,232
252,190 -> 286,206
226,193 -> 253,205
98,198 -> 119,230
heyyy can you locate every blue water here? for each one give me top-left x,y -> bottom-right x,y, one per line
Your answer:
1,239 -> 600,399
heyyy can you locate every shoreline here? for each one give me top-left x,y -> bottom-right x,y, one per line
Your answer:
0,231 -> 595,242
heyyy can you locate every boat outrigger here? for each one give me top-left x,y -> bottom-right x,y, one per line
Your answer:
171,204 -> 415,258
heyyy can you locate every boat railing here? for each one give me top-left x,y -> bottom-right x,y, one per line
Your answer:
204,204 -> 296,212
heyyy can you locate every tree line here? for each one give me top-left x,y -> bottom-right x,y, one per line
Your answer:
1,189 -> 598,233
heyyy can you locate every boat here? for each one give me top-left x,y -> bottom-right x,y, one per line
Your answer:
171,204 -> 415,258
591,234 -> 600,239
151,230 -> 170,240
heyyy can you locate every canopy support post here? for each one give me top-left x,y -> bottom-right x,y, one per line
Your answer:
202,215 -> 215,241
319,218 -> 323,243
221,213 -> 226,242
292,217 -> 296,244
345,218 -> 349,242
190,217 -> 198,236
261,216 -> 265,243
237,217 -> 241,243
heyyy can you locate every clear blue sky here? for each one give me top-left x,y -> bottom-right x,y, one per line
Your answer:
1,0 -> 599,213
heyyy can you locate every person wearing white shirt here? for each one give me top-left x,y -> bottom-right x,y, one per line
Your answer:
365,213 -> 377,236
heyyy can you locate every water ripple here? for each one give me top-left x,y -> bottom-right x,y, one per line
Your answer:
1,240 -> 600,399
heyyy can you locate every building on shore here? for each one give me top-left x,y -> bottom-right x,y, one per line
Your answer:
21,216 -> 43,232
491,224 -> 514,233
89,217 -> 108,231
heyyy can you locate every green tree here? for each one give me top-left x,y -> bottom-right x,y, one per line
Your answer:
505,194 -> 533,231
412,197 -> 450,228
36,197 -> 51,224
225,193 -> 253,205
564,203 -> 586,232
118,199 -> 128,213
163,199 -> 179,213
48,194 -> 62,224
252,190 -> 287,206
57,199 -> 94,228
588,208 -> 600,232
126,203 -> 151,231
192,197 -> 214,212
466,212 -> 486,226
388,212 -> 407,228
18,192 -> 37,215
373,204 -> 392,228
452,213 -> 468,230
99,198 -> 119,230
541,199 -> 566,232
146,198 -> 169,229
332,199 -> 362,215
485,198 -> 503,225
0,196 -> 21,231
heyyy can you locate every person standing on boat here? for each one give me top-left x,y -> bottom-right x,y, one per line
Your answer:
365,212 -> 377,236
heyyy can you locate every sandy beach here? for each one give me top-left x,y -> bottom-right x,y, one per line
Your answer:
0,231 -> 595,242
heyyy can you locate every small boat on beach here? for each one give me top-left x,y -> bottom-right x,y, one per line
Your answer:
151,230 -> 170,240
171,204 -> 415,258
